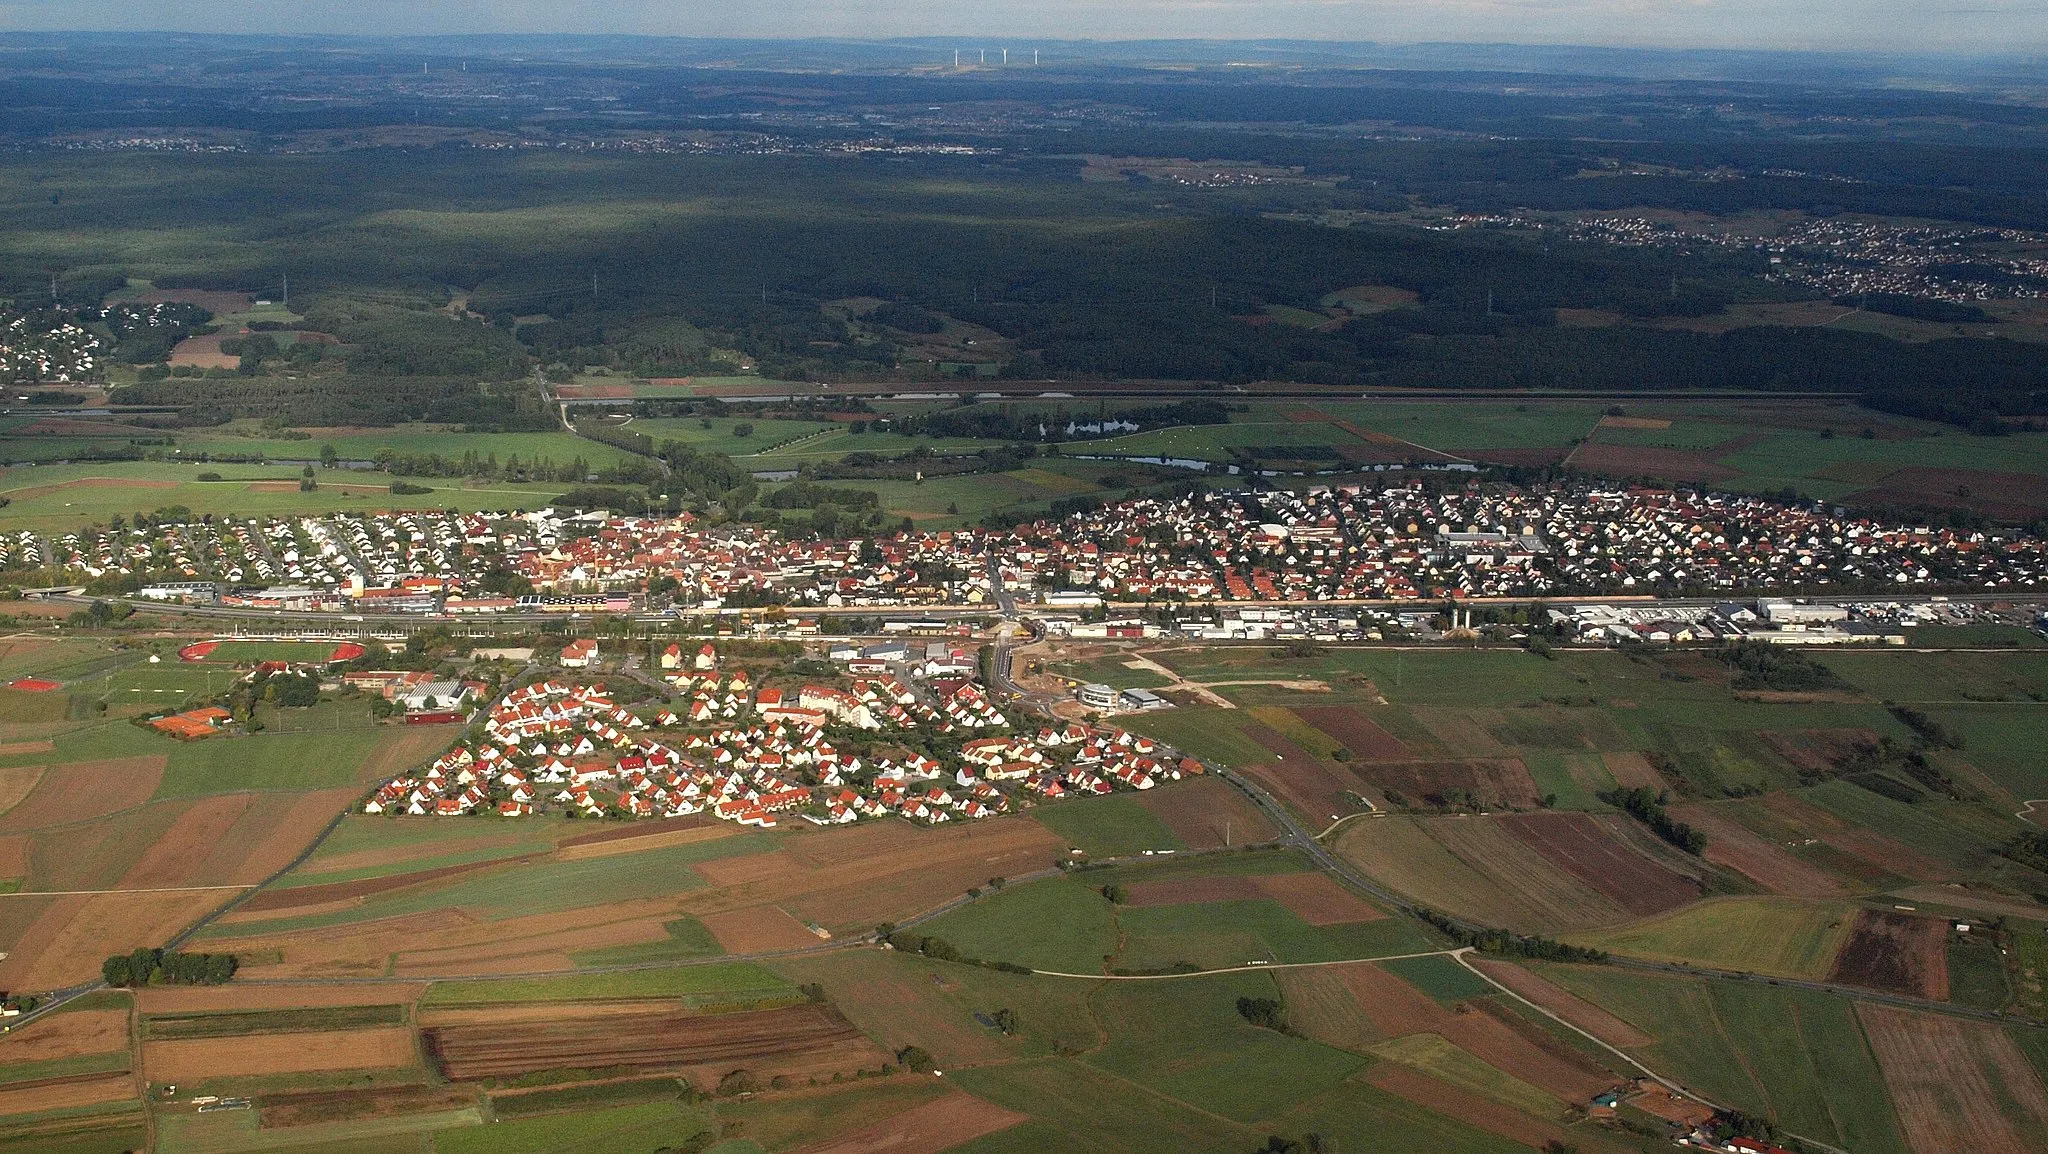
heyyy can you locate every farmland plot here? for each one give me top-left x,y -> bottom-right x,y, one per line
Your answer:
1861,1004 -> 2048,1154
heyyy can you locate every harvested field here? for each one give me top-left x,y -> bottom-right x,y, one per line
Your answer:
1295,707 -> 1410,759
1502,813 -> 1699,918
0,889 -> 222,989
1860,1004 -> 2048,1154
115,793 -> 261,887
1760,792 -> 1952,881
1354,759 -> 1543,810
758,820 -> 1064,933
233,856 -> 522,913
168,332 -> 237,370
143,1027 -> 419,1083
791,1092 -> 1026,1154
1667,802 -> 1847,899
212,899 -> 685,979
1570,442 -> 1737,484
557,821 -> 734,862
1277,966 -> 1381,1052
207,789 -> 359,884
768,951 -> 1019,1066
0,1008 -> 130,1063
1336,961 -> 1452,1037
1829,911 -> 1949,1000
0,756 -> 165,833
257,1083 -> 478,1129
0,1071 -> 136,1116
701,905 -> 822,952
1132,775 -> 1277,848
0,833 -> 26,878
1466,958 -> 1652,1048
1335,815 -> 1626,934
1242,757 -> 1365,825
0,764 -> 40,820
1408,709 -> 1510,757
0,739 -> 53,757
137,982 -> 427,1014
1854,468 -> 2048,520
305,830 -> 541,877
1121,876 -> 1263,907
1364,1065 -> 1566,1149
1332,963 -> 1610,1102
423,1003 -> 868,1081
1251,871 -> 1384,924
1426,818 -> 1631,931
1600,752 -> 1668,791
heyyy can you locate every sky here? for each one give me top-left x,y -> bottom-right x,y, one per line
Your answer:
0,0 -> 2043,54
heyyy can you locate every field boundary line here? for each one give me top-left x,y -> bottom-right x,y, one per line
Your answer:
0,884 -> 257,898
1022,948 -> 1454,981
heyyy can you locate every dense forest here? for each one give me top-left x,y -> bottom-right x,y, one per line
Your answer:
3,39 -> 2044,429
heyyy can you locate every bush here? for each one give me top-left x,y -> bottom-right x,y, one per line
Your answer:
896,1045 -> 935,1072
389,480 -> 434,496
1237,996 -> 1286,1031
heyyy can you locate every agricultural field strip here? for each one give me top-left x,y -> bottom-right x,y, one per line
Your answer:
1454,953 -> 1859,1154
0,884 -> 255,897
1021,948 -> 1454,980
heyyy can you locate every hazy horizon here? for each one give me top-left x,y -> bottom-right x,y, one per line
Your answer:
1,1 -> 2045,56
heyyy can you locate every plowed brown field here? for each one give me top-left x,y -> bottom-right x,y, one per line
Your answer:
0,1072 -> 136,1117
0,766 -> 42,818
1252,871 -> 1384,924
424,1003 -> 869,1081
144,1027 -> 419,1083
792,1092 -> 1027,1154
1425,818 -> 1630,931
1830,911 -> 1949,1000
1354,759 -> 1543,809
1237,721 -> 1368,822
702,905 -> 822,952
117,794 -> 261,887
0,889 -> 222,989
1502,813 -> 1698,918
0,1007 -> 130,1063
1133,776 -> 1277,848
1854,468 -> 2048,520
1467,960 -> 1651,1048
1760,793 -> 1951,881
1861,1004 -> 2048,1154
1666,802 -> 1847,898
0,832 -> 27,878
0,756 -> 165,833
1600,753 -> 1668,791
1570,443 -> 1737,484
1295,707 -> 1410,759
1365,1065 -> 1565,1149
1333,962 -> 1611,1101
